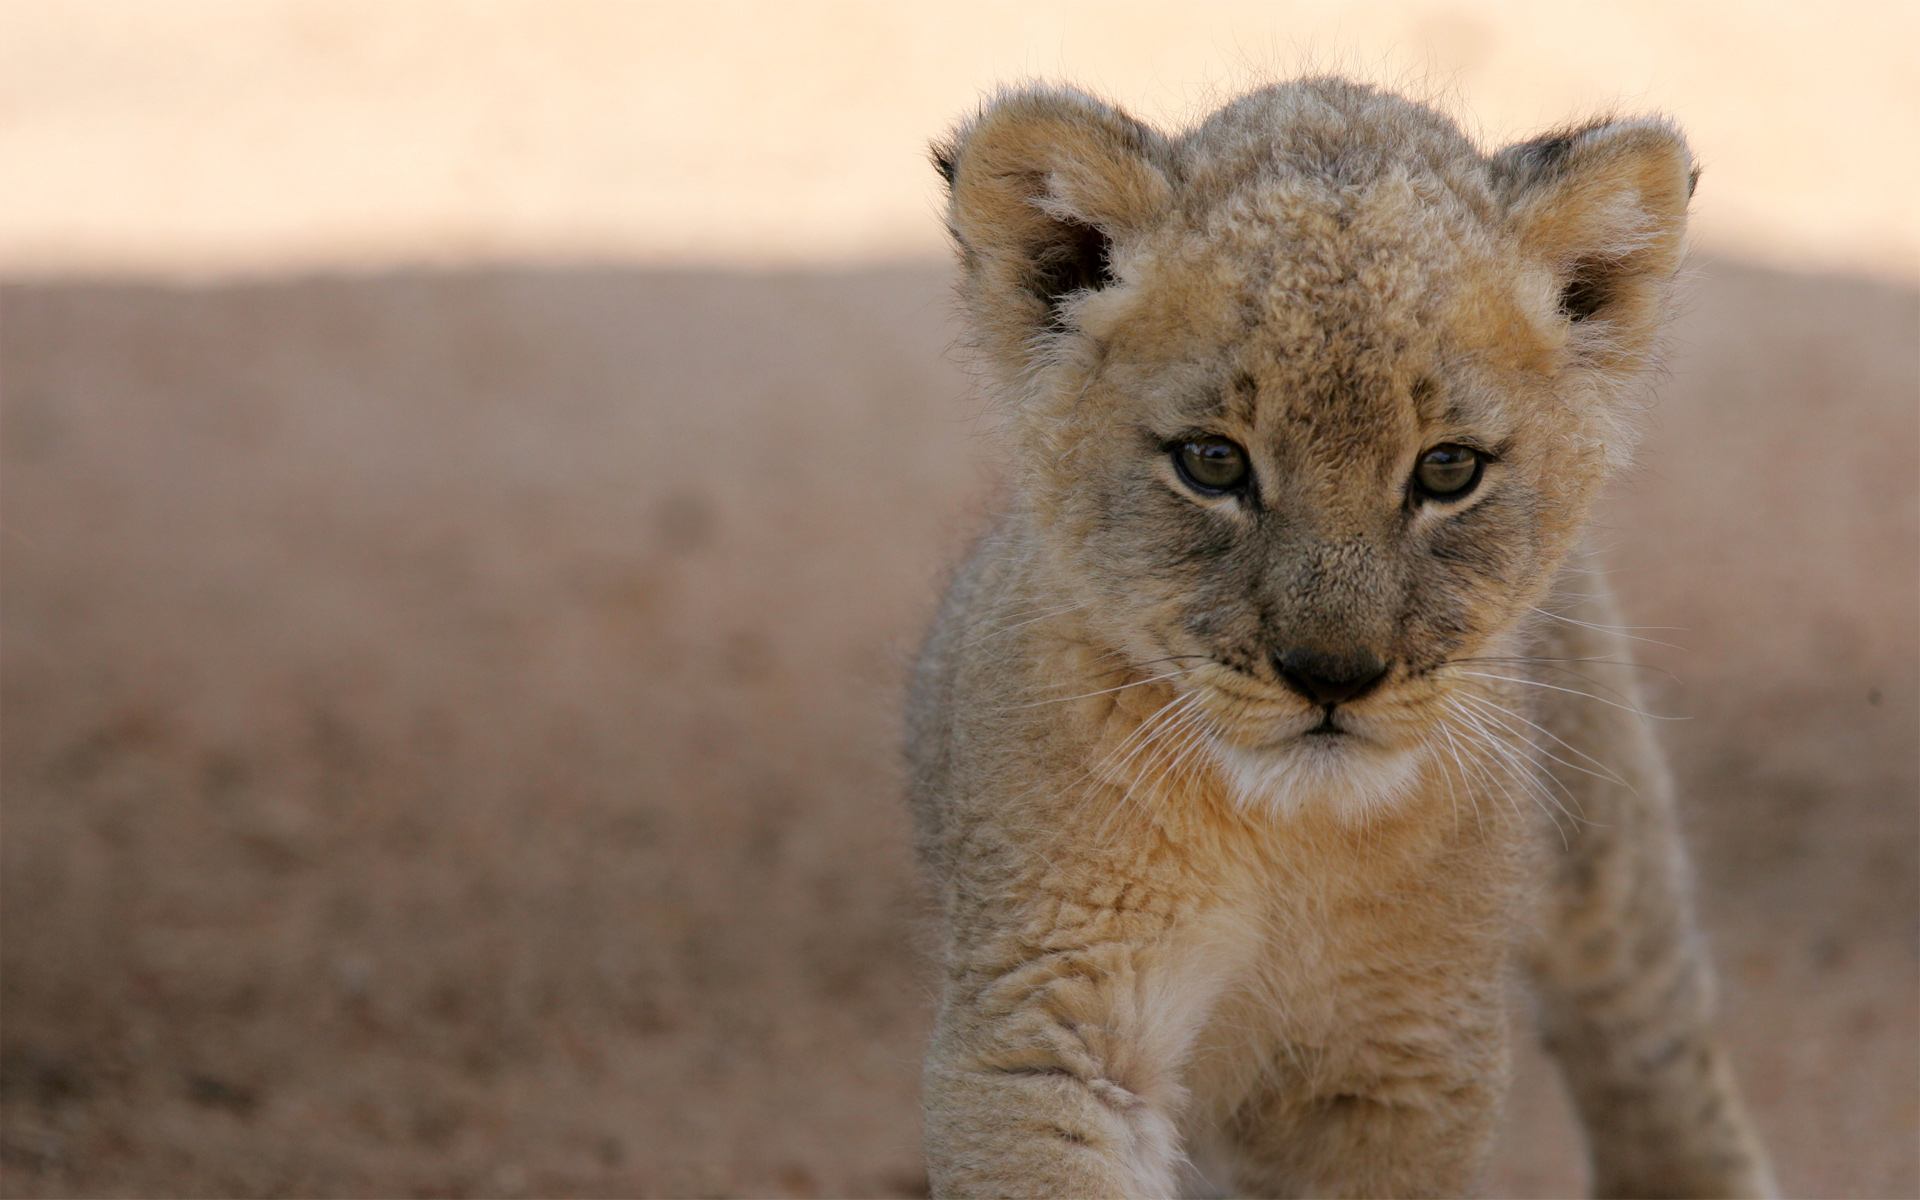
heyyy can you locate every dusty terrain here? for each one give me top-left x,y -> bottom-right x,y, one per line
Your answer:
0,256 -> 1914,1198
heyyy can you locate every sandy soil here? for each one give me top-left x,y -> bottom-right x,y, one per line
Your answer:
1,258 -> 1915,1198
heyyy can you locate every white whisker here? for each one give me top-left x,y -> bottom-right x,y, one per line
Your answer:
1092,692 -> 1207,841
958,598 -> 1093,648
1445,698 -> 1579,844
1447,669 -> 1686,722
1435,720 -> 1486,836
1528,605 -> 1687,652
1452,689 -> 1634,793
1003,665 -> 1198,711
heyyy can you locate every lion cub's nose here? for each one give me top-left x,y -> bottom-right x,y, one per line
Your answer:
1273,649 -> 1391,707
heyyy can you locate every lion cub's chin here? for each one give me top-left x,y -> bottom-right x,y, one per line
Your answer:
1212,734 -> 1428,822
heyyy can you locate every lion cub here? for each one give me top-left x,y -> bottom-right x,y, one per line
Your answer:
906,79 -> 1774,1198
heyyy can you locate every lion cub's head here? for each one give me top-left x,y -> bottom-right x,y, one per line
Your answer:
936,79 -> 1694,814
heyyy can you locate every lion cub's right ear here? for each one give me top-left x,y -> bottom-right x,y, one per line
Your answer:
933,87 -> 1174,376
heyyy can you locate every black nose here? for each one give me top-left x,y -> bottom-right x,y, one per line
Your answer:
1273,648 -> 1390,707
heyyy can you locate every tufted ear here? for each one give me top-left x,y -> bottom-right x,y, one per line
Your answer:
1492,117 -> 1696,369
933,86 -> 1174,376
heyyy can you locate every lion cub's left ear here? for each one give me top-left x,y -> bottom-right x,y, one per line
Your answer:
1493,118 -> 1696,368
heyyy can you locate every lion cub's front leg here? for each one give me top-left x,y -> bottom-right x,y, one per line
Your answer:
1528,588 -> 1777,1198
1224,1058 -> 1509,1200
922,861 -> 1232,1199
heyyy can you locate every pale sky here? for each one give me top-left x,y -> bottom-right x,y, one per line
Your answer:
2,1 -> 1914,280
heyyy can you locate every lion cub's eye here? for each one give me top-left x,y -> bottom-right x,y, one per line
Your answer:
1412,444 -> 1486,501
1173,437 -> 1251,494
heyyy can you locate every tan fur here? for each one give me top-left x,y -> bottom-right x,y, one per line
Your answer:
908,79 -> 1773,1197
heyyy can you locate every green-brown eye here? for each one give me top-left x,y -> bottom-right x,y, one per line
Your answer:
1173,436 -> 1251,494
1412,444 -> 1486,501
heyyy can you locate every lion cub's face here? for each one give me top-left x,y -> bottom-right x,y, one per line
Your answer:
938,81 -> 1693,812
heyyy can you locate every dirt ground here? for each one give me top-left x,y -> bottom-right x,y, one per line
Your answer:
1,257 -> 1914,1198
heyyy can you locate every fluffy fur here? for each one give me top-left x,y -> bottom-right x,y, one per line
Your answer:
906,78 -> 1773,1197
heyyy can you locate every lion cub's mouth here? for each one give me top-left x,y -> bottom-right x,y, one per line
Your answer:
1186,661 -> 1395,744
1177,674 -> 1432,813
1302,709 -> 1348,737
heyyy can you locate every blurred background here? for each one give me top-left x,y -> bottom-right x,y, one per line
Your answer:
1,3 -> 1914,1196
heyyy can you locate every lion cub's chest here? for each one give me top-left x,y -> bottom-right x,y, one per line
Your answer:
1174,813 -> 1529,1120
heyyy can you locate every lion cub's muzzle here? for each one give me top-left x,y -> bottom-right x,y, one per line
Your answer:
1270,647 -> 1391,708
